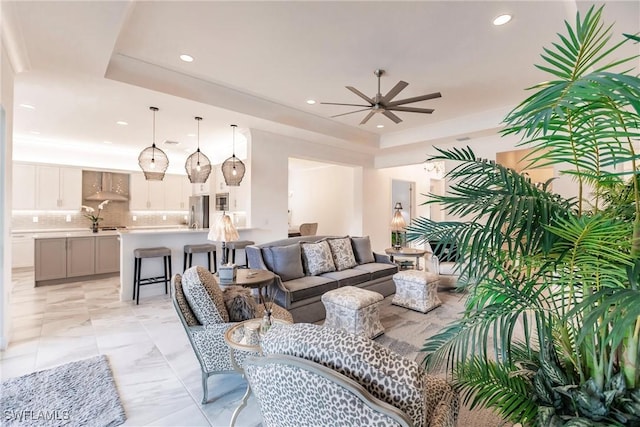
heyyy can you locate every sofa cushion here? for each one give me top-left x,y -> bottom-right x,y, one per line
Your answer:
351,236 -> 375,264
262,243 -> 305,282
301,240 -> 336,276
353,262 -> 398,280
262,323 -> 428,427
326,237 -> 357,271
320,269 -> 371,288
280,275 -> 339,303
182,266 -> 230,324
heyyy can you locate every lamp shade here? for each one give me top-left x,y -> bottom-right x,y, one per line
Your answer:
221,155 -> 246,186
138,106 -> 168,181
222,124 -> 245,186
390,210 -> 407,231
138,143 -> 169,181
208,214 -> 239,242
185,116 -> 212,184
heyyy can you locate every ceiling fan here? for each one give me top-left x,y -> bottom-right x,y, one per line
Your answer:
321,69 -> 442,125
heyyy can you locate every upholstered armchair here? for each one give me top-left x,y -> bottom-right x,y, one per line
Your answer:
171,266 -> 293,404
244,323 -> 459,427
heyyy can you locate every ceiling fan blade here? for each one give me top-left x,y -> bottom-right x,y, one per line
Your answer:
359,111 -> 376,125
331,108 -> 372,118
387,92 -> 442,107
383,81 -> 408,103
386,106 -> 435,114
320,102 -> 371,107
346,86 -> 373,103
382,110 -> 403,124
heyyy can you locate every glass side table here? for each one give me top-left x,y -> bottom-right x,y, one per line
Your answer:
224,318 -> 291,427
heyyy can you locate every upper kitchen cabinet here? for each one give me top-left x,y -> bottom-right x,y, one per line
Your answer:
130,172 -> 191,211
163,174 -> 193,210
37,166 -> 82,210
12,163 -> 82,210
13,163 -> 36,209
129,173 -> 163,210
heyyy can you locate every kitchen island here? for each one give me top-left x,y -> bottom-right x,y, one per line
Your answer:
118,227 -> 254,302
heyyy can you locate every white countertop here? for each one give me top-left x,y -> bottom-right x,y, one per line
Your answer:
32,230 -> 121,239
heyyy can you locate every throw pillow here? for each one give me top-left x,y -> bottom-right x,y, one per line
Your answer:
301,240 -> 336,276
182,266 -> 230,324
223,286 -> 257,321
351,236 -> 375,264
269,243 -> 305,281
327,237 -> 357,271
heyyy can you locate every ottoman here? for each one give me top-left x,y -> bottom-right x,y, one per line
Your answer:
392,270 -> 441,313
321,286 -> 384,339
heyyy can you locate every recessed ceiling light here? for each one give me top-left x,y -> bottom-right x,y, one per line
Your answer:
376,124 -> 384,129
103,140 -> 112,144
19,103 -> 35,110
30,131 -> 40,135
493,14 -> 512,26
187,133 -> 196,137
184,148 -> 192,153
180,54 -> 194,63
116,121 -> 128,126
306,99 -> 317,105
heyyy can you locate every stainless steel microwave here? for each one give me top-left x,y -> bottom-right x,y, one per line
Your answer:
215,192 -> 229,211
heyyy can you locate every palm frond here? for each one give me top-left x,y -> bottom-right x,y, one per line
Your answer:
453,357 -> 538,424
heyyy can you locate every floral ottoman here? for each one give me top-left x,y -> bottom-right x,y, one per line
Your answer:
321,286 -> 384,339
392,270 -> 441,313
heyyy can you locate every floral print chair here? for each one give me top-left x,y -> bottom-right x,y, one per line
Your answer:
244,323 -> 459,427
171,266 -> 292,404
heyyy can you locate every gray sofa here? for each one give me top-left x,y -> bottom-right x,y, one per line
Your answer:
246,236 -> 398,323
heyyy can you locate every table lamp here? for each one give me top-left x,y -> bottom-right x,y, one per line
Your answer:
390,202 -> 406,250
208,213 -> 240,282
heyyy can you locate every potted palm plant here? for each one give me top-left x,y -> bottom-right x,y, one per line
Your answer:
409,6 -> 640,426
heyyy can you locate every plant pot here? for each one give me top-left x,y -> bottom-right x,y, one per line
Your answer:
92,223 -> 99,233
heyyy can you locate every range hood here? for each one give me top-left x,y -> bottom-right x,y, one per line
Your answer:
85,172 -> 129,202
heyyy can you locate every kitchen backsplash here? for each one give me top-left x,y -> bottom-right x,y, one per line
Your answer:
12,202 -> 189,231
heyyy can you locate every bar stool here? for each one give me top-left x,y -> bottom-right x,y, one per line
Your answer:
183,243 -> 217,273
225,240 -> 255,268
133,247 -> 172,305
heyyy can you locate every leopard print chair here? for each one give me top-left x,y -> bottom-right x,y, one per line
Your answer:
171,266 -> 293,404
245,323 -> 459,427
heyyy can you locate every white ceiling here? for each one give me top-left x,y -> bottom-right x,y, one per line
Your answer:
4,1 -> 640,173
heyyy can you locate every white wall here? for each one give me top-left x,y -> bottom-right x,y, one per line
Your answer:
1,44 -> 15,349
247,128 -> 372,244
288,162 -> 356,236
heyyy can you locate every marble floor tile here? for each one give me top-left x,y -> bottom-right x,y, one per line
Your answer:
2,267 -> 472,427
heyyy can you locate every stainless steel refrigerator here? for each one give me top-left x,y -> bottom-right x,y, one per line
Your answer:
188,195 -> 210,229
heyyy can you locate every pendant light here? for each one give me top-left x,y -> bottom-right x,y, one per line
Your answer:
221,124 -> 246,186
185,116 -> 212,183
138,106 -> 169,181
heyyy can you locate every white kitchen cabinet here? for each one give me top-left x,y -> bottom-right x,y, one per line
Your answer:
131,173 -> 192,210
36,165 -> 82,210
192,181 -> 211,196
12,233 -> 35,268
130,173 -> 164,210
164,174 -> 192,210
12,163 -> 36,210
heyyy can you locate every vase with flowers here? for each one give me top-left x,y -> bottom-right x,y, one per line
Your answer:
81,200 -> 110,232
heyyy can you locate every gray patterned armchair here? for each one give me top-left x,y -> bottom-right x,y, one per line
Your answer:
245,323 -> 459,427
171,266 -> 292,404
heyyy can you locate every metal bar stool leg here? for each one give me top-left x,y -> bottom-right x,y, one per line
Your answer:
213,251 -> 217,273
136,258 -> 142,305
133,257 -> 139,301
183,252 -> 187,273
164,255 -> 169,295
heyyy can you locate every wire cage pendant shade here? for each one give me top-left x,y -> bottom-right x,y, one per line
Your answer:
185,116 -> 212,183
138,106 -> 169,181
222,124 -> 246,186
